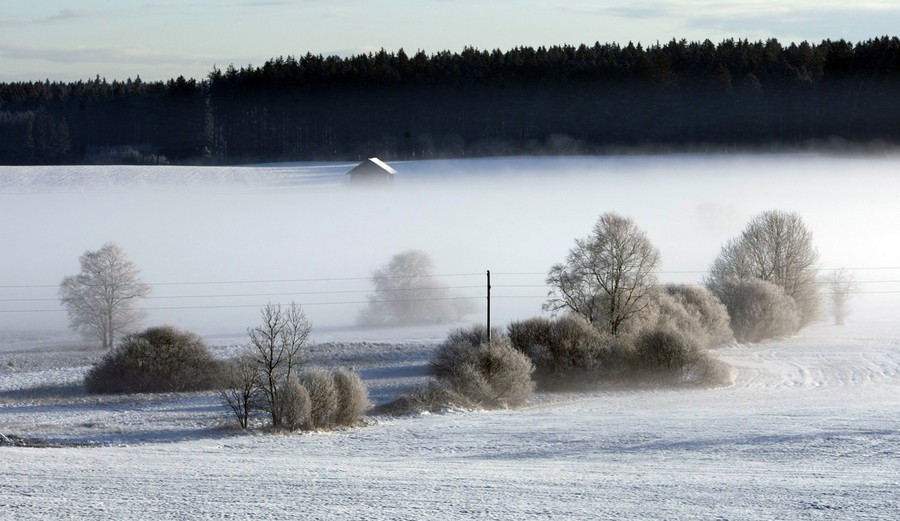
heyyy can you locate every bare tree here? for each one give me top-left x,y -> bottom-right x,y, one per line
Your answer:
705,210 -> 820,325
824,268 -> 856,325
220,354 -> 262,429
58,242 -> 151,350
544,213 -> 660,335
248,302 -> 311,428
357,249 -> 473,326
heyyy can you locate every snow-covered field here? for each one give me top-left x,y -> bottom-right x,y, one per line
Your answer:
1,320 -> 898,520
2,155 -> 900,519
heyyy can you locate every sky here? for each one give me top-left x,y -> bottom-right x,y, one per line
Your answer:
1,0 -> 900,83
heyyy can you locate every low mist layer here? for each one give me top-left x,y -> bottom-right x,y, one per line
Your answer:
1,154 -> 898,335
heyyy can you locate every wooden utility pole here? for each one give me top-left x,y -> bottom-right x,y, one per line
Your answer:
486,270 -> 491,343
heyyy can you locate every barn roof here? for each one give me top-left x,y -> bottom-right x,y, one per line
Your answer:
347,157 -> 397,176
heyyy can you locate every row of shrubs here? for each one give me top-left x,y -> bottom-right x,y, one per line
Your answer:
84,325 -> 367,432
265,368 -> 368,431
384,284 -> 740,415
85,277 -> 804,425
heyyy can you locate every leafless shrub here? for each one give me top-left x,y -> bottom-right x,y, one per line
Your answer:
547,315 -> 612,373
718,278 -> 802,343
507,317 -> 552,354
277,377 -> 311,431
85,326 -> 222,394
429,326 -> 534,408
332,368 -> 370,427
629,324 -> 728,385
220,354 -> 263,429
429,325 -> 498,380
510,291 -> 732,389
662,284 -> 733,347
507,316 -> 554,373
299,368 -> 340,430
248,302 -> 311,429
632,326 -> 701,373
374,381 -> 476,416
508,315 -> 628,388
634,291 -> 707,342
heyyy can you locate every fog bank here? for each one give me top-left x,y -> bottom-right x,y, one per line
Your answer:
1,154 -> 898,336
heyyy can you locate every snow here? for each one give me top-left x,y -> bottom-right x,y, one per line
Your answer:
2,155 -> 900,519
2,319 -> 899,519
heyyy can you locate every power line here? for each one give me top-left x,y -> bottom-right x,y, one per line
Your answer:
0,295 -> 484,314
0,285 -> 485,303
4,288 -> 900,315
5,265 -> 900,290
0,273 -> 486,289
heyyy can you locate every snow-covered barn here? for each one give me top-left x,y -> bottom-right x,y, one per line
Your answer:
347,157 -> 397,184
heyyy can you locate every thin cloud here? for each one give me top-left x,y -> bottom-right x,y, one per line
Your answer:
552,1 -> 900,41
0,9 -> 100,28
555,0 -> 900,22
686,7 -> 900,40
0,43 -> 210,67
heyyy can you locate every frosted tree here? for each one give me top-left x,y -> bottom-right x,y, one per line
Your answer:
220,354 -> 262,429
58,242 -> 151,350
248,302 -> 311,428
824,268 -> 856,325
357,250 -> 472,326
544,213 -> 660,336
705,210 -> 820,326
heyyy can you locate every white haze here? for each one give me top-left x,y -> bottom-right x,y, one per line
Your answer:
1,154 -> 898,335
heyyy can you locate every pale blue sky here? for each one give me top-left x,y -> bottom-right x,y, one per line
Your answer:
2,1 -> 899,82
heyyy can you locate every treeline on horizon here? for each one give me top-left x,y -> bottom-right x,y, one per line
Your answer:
2,37 -> 900,165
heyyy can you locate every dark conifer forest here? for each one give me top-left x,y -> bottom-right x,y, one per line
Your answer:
2,37 -> 899,165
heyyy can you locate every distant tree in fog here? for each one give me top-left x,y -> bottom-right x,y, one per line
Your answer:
357,250 -> 473,326
58,242 -> 151,350
544,213 -> 660,336
705,210 -> 820,327
824,268 -> 856,325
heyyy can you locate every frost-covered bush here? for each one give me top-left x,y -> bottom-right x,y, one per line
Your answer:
620,290 -> 732,385
508,315 -> 625,387
632,326 -> 701,373
508,314 -> 627,387
705,210 -> 820,327
507,290 -> 731,389
630,325 -> 730,385
428,326 -> 534,408
429,325 -> 498,381
332,368 -> 370,427
85,326 -> 222,394
277,377 -> 311,431
507,316 -> 552,360
299,369 -> 340,430
718,278 -> 802,343
265,368 -> 369,432
662,284 -> 733,347
374,381 -> 477,416
547,315 -> 612,373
